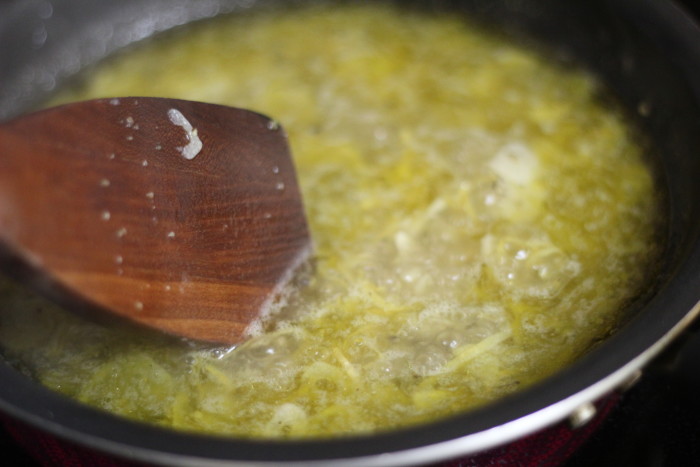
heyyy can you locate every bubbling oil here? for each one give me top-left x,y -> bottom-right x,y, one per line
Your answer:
0,3 -> 661,438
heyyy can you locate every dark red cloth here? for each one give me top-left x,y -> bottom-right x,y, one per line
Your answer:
2,418 -> 146,467
441,395 -> 619,466
2,395 -> 618,467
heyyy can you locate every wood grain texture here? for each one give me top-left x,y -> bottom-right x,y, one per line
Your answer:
0,97 -> 311,344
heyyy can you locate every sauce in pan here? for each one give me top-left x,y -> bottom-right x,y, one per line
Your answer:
0,4 -> 661,438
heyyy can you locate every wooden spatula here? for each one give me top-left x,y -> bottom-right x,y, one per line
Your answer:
0,97 -> 311,344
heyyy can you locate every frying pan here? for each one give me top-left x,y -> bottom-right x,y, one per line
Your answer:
1,0 -> 700,465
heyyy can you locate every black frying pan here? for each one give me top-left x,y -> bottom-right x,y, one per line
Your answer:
1,1 -> 700,465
